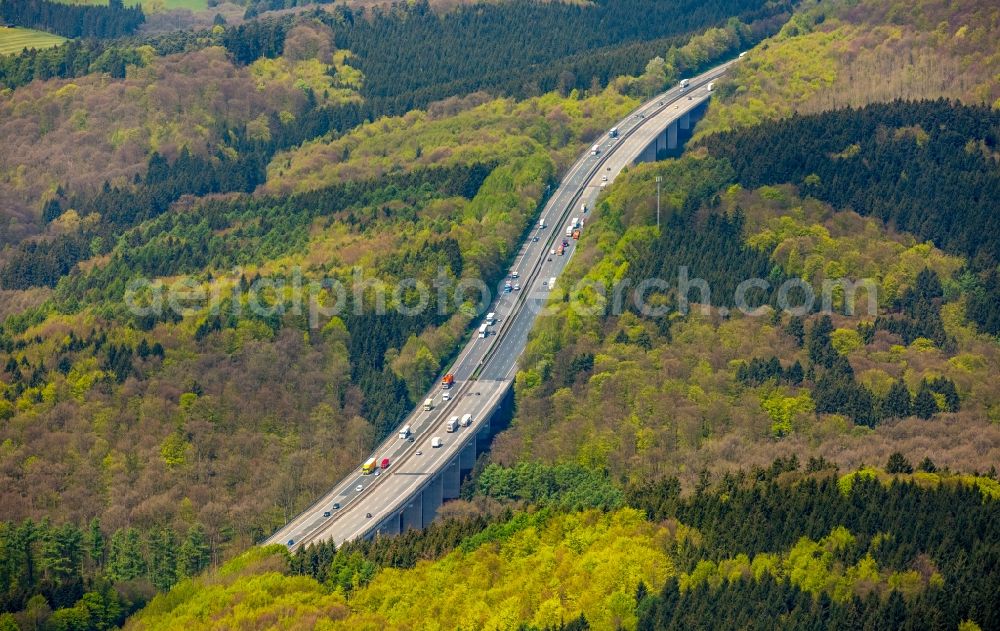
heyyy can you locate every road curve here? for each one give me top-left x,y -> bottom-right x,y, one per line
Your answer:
265,59 -> 737,549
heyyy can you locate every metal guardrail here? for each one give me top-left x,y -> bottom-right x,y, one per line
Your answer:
267,61 -> 734,548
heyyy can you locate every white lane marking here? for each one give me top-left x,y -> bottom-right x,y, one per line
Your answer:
280,63 -> 734,547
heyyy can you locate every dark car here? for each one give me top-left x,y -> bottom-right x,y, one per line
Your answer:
332,503 -> 341,509
287,539 -> 294,546
323,511 -> 331,518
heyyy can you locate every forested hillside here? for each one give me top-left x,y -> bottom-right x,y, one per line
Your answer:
122,461 -> 1000,630
695,0 -> 1000,136
0,0 -> 786,251
0,86 -> 604,624
0,0 -> 144,39
0,0 -> 997,627
0,0 -> 782,622
496,99 -> 1000,485
697,100 -> 1000,334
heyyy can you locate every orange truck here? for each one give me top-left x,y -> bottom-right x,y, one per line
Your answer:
557,246 -> 565,256
572,229 -> 581,240
442,373 -> 455,389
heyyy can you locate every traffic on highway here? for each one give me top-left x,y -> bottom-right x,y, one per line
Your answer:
265,61 -> 736,550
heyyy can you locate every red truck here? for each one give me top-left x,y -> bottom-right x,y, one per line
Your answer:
381,458 -> 390,469
441,373 -> 455,389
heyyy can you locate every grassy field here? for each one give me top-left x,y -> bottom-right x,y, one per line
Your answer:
0,26 -> 66,56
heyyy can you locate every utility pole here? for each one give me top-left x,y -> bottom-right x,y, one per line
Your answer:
655,176 -> 662,230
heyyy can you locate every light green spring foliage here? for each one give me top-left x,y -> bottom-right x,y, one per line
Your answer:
128,546 -> 349,631
0,41 -> 359,232
696,0 -> 1000,137
760,388 -> 814,437
129,509 -> 674,631
333,508 -> 672,631
264,88 -> 639,194
740,185 -> 965,307
838,467 -> 882,495
680,527 -> 939,602
498,155 -> 1000,483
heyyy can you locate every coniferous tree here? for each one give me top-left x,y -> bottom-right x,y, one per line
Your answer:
880,380 -> 912,420
913,381 -> 939,420
786,360 -> 804,385
178,524 -> 212,578
885,452 -> 913,474
785,316 -> 805,346
106,528 -> 146,583
917,457 -> 937,473
927,376 -> 960,413
86,518 -> 105,569
147,528 -> 177,591
807,316 -> 836,368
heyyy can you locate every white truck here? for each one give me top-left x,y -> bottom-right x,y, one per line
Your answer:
707,82 -> 714,92
486,312 -> 496,325
566,225 -> 574,238
590,144 -> 600,156
399,425 -> 411,439
680,78 -> 690,88
460,413 -> 472,427
423,398 -> 433,411
478,323 -> 488,338
447,416 -> 459,433
431,437 -> 443,448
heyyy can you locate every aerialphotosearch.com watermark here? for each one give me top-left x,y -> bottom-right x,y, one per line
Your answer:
124,266 -> 880,328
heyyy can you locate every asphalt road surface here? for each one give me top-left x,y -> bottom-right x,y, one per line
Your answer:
265,59 -> 736,549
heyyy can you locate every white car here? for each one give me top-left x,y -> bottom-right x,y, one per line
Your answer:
550,248 -> 556,255
442,391 -> 451,401
511,271 -> 519,279
355,484 -> 363,492
514,284 -> 520,291
601,175 -> 608,182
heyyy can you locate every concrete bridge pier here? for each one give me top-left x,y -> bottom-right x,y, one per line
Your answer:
476,415 -> 492,451
443,457 -> 461,500
679,111 -> 690,130
460,440 -> 476,471
375,513 -> 400,537
667,121 -> 678,150
421,473 -> 444,526
402,498 -> 422,532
